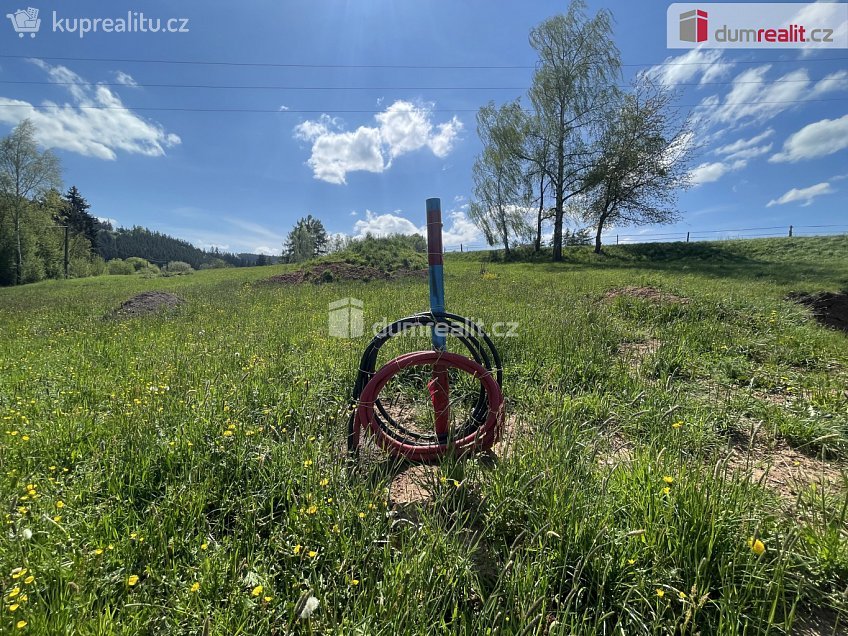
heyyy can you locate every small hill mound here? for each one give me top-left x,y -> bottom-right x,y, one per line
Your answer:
268,234 -> 429,284
110,292 -> 185,318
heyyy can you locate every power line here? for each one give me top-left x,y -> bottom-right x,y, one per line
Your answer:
1,75 -> 845,91
0,98 -> 845,115
1,53 -> 846,70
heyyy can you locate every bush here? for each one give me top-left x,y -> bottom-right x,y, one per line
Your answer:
165,261 -> 194,275
107,259 -> 135,275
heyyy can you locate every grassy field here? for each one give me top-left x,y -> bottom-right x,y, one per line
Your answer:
1,236 -> 847,634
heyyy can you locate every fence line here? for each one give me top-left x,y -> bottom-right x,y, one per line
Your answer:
443,224 -> 848,252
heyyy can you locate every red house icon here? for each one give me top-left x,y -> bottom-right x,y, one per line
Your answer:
679,9 -> 708,43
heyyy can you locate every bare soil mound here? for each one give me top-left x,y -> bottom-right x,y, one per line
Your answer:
110,292 -> 185,318
788,291 -> 848,333
267,262 -> 427,285
603,286 -> 688,304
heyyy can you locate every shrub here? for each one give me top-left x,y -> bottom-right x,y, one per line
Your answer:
107,259 -> 135,275
165,261 -> 194,275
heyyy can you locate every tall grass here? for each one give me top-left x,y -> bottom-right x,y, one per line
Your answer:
0,240 -> 846,633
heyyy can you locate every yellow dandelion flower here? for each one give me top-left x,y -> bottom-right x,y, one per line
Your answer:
21,436 -> 29,442
747,537 -> 766,555
358,512 -> 366,519
222,430 -> 234,437
9,603 -> 19,612
11,568 -> 25,579
49,466 -> 56,471
656,588 -> 665,598
52,516 -> 61,522
127,575 -> 139,586
308,550 -> 318,558
23,576 -> 33,585
8,587 -> 20,598
16,620 -> 27,629
263,595 -> 272,602
627,559 -> 636,565
251,585 -> 263,597
350,579 -> 360,586
190,582 -> 200,593
200,543 -> 208,550
319,479 -> 329,487
227,423 -> 236,430
293,544 -> 302,555
303,460 -> 313,467
56,501 -> 65,509
662,487 -> 671,495
306,505 -> 317,515
93,549 -> 103,556
671,421 -> 683,429
678,591 -> 687,600
662,476 -> 674,484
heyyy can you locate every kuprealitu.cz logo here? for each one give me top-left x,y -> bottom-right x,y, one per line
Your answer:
6,6 -> 190,39
668,2 -> 848,49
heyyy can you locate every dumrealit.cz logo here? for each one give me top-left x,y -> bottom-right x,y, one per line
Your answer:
6,6 -> 190,39
668,3 -> 848,49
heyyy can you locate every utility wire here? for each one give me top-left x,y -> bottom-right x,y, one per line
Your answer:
0,98 -> 845,114
1,53 -> 847,70
1,76 -> 845,91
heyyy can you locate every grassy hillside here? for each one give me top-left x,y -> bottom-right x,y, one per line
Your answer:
0,238 -> 846,634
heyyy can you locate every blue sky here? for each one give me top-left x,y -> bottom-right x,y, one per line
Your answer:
1,0 -> 846,253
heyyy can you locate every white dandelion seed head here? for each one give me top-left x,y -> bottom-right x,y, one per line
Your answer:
299,596 -> 319,620
21,528 -> 32,540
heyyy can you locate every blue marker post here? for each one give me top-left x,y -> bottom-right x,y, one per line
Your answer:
426,198 -> 450,437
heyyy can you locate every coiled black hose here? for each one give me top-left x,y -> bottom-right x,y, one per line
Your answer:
347,311 -> 503,456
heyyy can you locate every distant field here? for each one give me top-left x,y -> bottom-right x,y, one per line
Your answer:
1,236 -> 847,634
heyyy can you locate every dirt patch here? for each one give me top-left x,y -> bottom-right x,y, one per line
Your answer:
788,291 -> 848,333
266,262 -> 427,285
603,286 -> 689,304
618,338 -> 661,368
726,429 -> 845,500
109,292 -> 184,318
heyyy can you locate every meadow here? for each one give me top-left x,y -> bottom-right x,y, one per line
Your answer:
1,236 -> 847,634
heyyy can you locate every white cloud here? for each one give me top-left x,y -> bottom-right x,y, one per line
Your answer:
97,216 -> 118,227
354,210 -> 421,237
442,210 -> 482,246
767,182 -> 835,207
0,60 -> 180,160
811,70 -> 848,96
714,129 -> 774,160
279,105 -> 289,112
693,65 -> 848,130
689,159 -> 747,185
352,208 -> 481,246
254,246 -> 279,256
769,114 -> 848,163
644,48 -> 734,88
293,100 -> 463,184
790,2 -> 848,56
113,71 -> 138,88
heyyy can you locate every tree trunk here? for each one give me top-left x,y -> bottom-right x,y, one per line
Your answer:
534,173 -> 544,252
594,212 -> 608,254
14,202 -> 22,285
552,127 -> 565,262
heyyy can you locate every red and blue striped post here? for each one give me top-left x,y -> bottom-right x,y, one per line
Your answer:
426,198 -> 450,437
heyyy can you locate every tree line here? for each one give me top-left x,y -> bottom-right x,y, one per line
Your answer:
0,120 -> 278,286
469,1 -> 693,259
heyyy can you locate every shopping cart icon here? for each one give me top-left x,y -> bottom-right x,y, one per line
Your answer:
6,7 -> 41,38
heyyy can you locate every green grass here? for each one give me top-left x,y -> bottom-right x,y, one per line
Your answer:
1,236 -> 847,634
